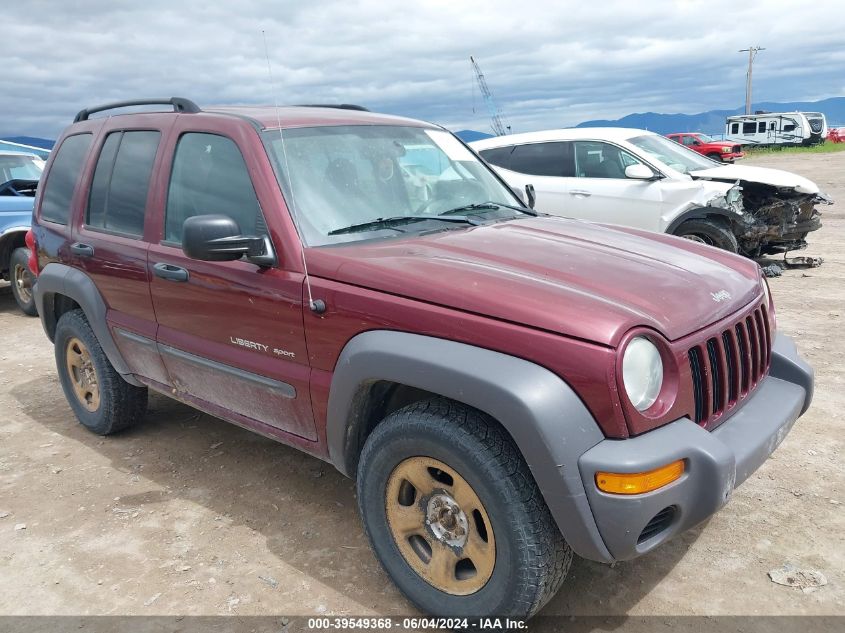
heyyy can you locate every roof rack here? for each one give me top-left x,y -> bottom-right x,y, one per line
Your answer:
295,104 -> 370,112
74,97 -> 201,123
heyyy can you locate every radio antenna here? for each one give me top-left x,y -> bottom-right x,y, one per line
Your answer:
262,30 -> 325,314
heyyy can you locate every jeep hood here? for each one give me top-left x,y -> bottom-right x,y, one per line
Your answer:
689,164 -> 820,194
307,217 -> 762,347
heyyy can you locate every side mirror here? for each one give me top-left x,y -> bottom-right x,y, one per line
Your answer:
510,186 -> 526,206
624,164 -> 656,180
525,184 -> 536,209
182,214 -> 275,266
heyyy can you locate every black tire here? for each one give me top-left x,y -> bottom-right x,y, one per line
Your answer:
10,247 -> 37,316
674,218 -> 739,253
707,152 -> 723,162
54,309 -> 147,435
356,398 -> 571,618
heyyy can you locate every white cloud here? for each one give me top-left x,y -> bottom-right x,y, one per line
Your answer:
3,0 -> 843,137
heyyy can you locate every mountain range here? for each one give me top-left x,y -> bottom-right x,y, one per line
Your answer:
1,136 -> 55,149
8,98 -> 845,148
575,97 -> 845,135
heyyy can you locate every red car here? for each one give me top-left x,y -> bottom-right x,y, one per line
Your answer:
827,127 -> 845,143
667,132 -> 744,162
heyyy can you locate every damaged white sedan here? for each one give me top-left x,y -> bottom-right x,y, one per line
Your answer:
471,128 -> 830,256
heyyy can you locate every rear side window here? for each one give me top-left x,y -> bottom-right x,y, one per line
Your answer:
165,133 -> 266,243
508,142 -> 575,177
40,133 -> 93,225
87,131 -> 160,237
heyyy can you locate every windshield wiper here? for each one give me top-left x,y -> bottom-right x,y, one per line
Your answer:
328,215 -> 479,236
439,201 -> 537,217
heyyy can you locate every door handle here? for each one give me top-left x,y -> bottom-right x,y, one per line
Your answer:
569,190 -> 592,197
153,262 -> 189,282
70,242 -> 94,258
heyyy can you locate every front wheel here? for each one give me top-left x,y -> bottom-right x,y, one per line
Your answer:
707,153 -> 724,162
356,398 -> 571,618
674,218 -> 739,253
10,247 -> 37,316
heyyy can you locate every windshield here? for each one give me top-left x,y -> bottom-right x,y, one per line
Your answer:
263,125 -> 520,246
628,134 -> 716,174
695,134 -> 714,143
0,154 -> 45,182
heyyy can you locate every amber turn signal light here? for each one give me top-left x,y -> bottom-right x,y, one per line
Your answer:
595,460 -> 685,495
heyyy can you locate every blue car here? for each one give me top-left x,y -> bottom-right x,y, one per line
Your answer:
1,151 -> 44,315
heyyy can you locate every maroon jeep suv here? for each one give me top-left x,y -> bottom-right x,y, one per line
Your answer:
29,98 -> 813,619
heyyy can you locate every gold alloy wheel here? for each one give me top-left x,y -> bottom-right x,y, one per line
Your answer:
13,262 -> 32,304
65,337 -> 100,412
385,456 -> 496,595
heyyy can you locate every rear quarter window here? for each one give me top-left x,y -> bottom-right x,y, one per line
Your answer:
39,133 -> 93,225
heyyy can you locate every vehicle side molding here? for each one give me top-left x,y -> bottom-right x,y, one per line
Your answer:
33,262 -> 143,386
326,330 -> 614,563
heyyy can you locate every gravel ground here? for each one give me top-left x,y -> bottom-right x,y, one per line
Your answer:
0,152 -> 842,618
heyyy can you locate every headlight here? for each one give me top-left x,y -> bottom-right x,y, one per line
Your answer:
721,146 -> 732,153
623,337 -> 664,411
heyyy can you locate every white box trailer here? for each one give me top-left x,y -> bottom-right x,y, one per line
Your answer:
725,111 -> 827,147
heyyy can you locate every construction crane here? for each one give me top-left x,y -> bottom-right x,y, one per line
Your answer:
470,56 -> 509,136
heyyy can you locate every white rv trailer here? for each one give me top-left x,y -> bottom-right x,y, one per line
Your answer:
725,111 -> 827,146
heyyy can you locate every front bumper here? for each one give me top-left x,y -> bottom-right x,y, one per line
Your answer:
577,332 -> 813,561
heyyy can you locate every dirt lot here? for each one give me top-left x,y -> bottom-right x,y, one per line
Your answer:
0,152 -> 843,618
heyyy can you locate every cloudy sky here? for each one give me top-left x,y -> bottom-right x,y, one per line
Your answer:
3,0 -> 843,138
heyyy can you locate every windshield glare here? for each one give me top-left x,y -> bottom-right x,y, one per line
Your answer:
264,125 -> 519,245
0,154 -> 45,182
628,134 -> 716,174
696,134 -> 714,143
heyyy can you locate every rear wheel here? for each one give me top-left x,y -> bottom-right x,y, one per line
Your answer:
54,309 -> 147,435
674,218 -> 739,253
10,247 -> 37,316
356,398 -> 571,618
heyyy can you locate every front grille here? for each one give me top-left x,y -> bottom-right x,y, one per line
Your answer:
688,305 -> 771,427
638,506 -> 675,544
732,145 -> 742,153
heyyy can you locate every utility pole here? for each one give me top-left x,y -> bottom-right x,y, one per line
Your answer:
739,46 -> 765,114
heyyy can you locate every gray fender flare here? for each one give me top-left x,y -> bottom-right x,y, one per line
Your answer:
0,226 -> 29,273
326,330 -> 614,563
33,262 -> 143,386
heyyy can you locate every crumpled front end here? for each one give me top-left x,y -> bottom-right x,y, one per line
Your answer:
688,165 -> 831,257
733,181 -> 829,256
